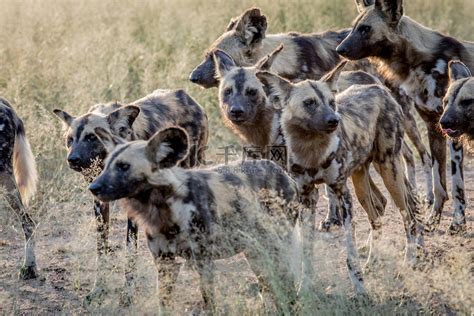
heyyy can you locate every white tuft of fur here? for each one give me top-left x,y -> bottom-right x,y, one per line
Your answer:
288,218 -> 304,293
13,133 -> 38,205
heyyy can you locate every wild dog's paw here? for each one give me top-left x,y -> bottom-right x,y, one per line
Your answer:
448,220 -> 467,235
318,218 -> 342,232
18,265 -> 38,280
424,213 -> 441,232
83,286 -> 106,307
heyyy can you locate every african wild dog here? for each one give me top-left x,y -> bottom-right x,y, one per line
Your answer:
89,127 -> 301,313
0,97 -> 38,279
337,0 -> 474,233
438,60 -> 474,232
256,67 -> 423,294
53,89 -> 208,303
192,6 -> 432,231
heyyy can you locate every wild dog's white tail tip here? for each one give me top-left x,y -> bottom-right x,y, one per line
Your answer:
289,218 -> 304,292
13,131 -> 38,205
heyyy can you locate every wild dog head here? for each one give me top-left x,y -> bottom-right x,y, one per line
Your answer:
400,60 -> 449,116
89,127 -> 189,202
256,63 -> 343,136
213,45 -> 283,124
337,0 -> 403,60
189,8 -> 267,88
440,61 -> 474,138
53,103 -> 140,173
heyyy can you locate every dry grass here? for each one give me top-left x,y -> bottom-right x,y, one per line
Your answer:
0,0 -> 473,314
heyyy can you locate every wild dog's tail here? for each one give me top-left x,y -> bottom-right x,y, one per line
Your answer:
13,121 -> 38,205
289,217 -> 304,294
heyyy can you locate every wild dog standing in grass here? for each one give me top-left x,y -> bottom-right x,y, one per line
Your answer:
89,127 -> 302,314
0,97 -> 38,279
191,6 -> 432,231
337,0 -> 474,233
256,67 -> 423,294
438,60 -> 474,232
53,89 -> 208,304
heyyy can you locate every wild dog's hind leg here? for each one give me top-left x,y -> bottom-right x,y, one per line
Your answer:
84,199 -> 110,305
376,156 -> 422,266
425,127 -> 448,231
404,111 -> 433,204
120,218 -> 139,306
448,140 -> 466,234
402,141 -> 417,191
335,184 -> 365,294
351,164 -> 385,269
0,173 -> 38,279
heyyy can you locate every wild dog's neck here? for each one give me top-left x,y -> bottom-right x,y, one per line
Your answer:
372,16 -> 473,82
284,121 -> 339,169
224,101 -> 275,148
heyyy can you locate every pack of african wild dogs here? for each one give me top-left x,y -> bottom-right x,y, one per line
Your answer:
2,0 -> 472,312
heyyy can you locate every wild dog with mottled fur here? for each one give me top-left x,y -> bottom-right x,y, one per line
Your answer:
256,68 -> 423,294
89,127 -> 301,313
192,6 -> 432,230
438,60 -> 474,232
337,0 -> 474,233
189,7 -> 349,89
53,89 -> 208,303
0,97 -> 38,279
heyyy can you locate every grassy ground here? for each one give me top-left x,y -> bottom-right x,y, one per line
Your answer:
0,0 -> 473,314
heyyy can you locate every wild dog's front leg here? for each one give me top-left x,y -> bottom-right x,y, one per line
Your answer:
0,174 -> 38,279
335,185 -> 365,294
448,140 -> 466,234
84,199 -> 110,304
425,127 -> 448,231
120,218 -> 139,306
401,141 -> 417,191
147,234 -> 180,310
320,185 -> 342,231
196,259 -> 216,313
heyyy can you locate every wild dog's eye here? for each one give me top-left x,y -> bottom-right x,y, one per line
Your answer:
224,87 -> 233,97
359,25 -> 372,35
66,136 -> 73,148
85,133 -> 97,142
246,88 -> 258,97
116,162 -> 130,172
329,100 -> 336,109
460,99 -> 474,107
119,127 -> 127,134
304,99 -> 316,107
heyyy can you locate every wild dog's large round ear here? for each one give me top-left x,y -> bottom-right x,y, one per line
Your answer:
235,8 -> 267,46
375,0 -> 403,28
146,127 -> 190,169
255,44 -> 284,71
256,71 -> 293,109
53,109 -> 75,126
321,60 -> 349,92
107,105 -> 140,129
448,60 -> 472,83
213,50 -> 236,79
355,0 -> 375,13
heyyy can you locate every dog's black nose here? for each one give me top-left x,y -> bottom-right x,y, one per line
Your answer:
439,117 -> 454,129
67,155 -> 81,166
230,108 -> 244,117
88,182 -> 101,196
189,72 -> 200,83
326,116 -> 340,127
336,45 -> 347,56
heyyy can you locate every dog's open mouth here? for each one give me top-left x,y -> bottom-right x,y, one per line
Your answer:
442,128 -> 462,138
